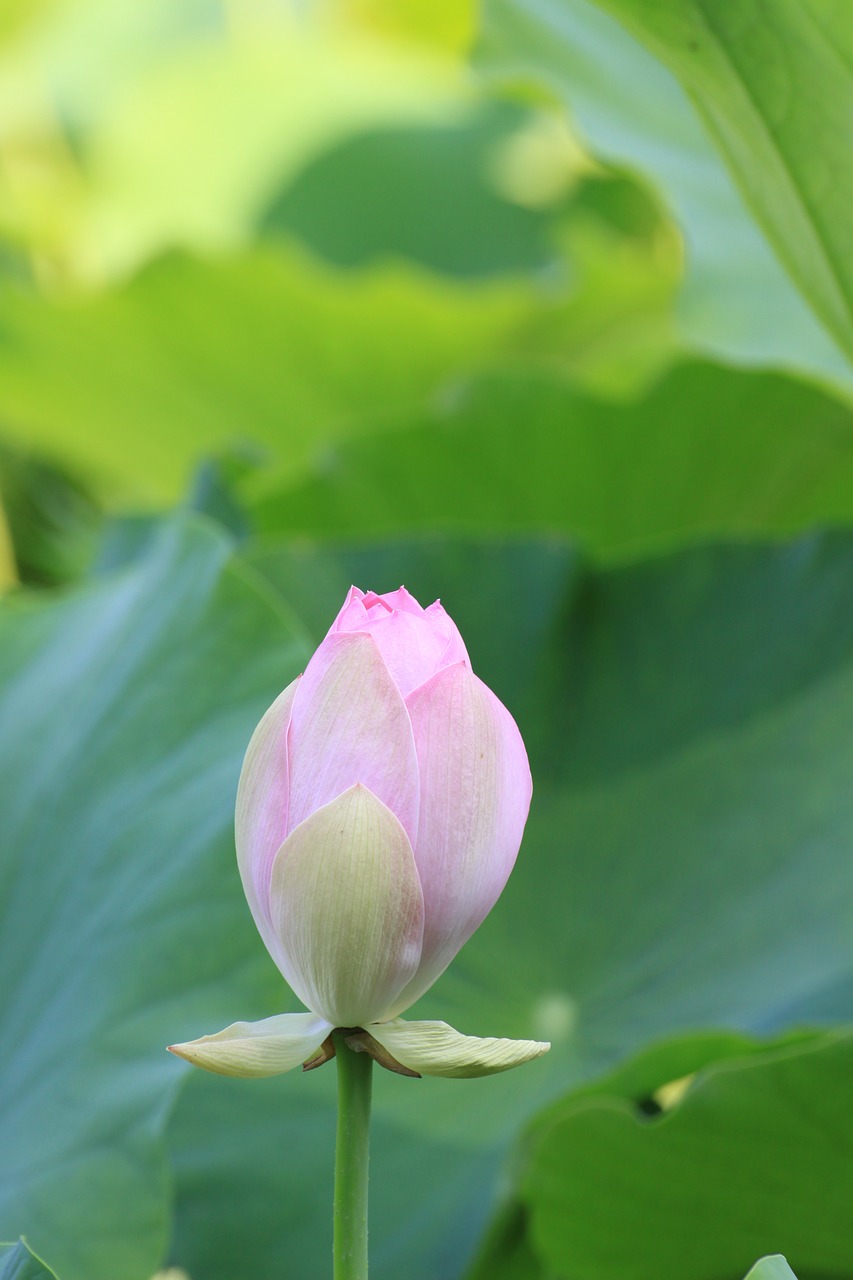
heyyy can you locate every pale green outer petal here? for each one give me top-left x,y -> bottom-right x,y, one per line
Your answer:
168,1012 -> 331,1078
367,1018 -> 550,1078
270,784 -> 425,1027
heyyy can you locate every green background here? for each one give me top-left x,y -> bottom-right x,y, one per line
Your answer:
0,2 -> 849,1278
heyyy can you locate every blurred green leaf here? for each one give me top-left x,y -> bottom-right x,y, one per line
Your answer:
339,0 -> 478,55
522,1033 -> 852,1279
168,531 -> 853,1279
168,1077 -> 501,1280
250,361 -> 853,557
465,1203 -> 555,1280
76,16 -> 467,280
0,1240 -> 58,1280
589,0 -> 853,361
0,439 -> 101,586
260,104 -> 562,279
521,200 -> 680,396
744,1259 -> 798,1280
526,1026 -> 816,1133
0,224 -> 682,502
467,1029 -> 814,1278
0,247 -> 536,499
0,494 -> 15,591
477,0 -> 853,390
0,516 -> 309,1279
0,1 -> 464,280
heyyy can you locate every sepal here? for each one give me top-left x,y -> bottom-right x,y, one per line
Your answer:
366,1017 -> 550,1078
168,1012 -> 332,1077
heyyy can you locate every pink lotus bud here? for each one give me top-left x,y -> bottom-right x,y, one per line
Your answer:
236,586 -> 532,1030
170,588 -> 548,1080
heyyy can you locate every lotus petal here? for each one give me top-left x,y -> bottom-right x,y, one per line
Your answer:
286,632 -> 419,844
234,677 -> 300,970
270,785 -> 424,1027
394,663 -> 532,1012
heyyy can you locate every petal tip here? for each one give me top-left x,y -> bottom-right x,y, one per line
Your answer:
166,1039 -> 204,1068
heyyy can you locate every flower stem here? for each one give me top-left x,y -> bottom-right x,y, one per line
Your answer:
333,1032 -> 373,1280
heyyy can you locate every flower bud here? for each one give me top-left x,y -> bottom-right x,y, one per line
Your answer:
170,587 -> 548,1079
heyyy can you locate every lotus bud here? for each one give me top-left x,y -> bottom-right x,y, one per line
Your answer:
170,587 -> 549,1078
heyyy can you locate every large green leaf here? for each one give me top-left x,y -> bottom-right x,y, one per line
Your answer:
250,361 -> 853,557
6,522 -> 853,1280
523,1033 -> 853,1279
467,1028 -> 811,1280
590,0 -> 853,361
0,516 -> 309,1280
477,0 -> 852,389
167,531 -> 853,1279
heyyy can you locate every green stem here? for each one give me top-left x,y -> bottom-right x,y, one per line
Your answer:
333,1032 -> 373,1280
